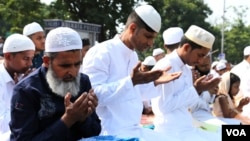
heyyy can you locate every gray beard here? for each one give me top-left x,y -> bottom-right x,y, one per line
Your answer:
46,66 -> 80,97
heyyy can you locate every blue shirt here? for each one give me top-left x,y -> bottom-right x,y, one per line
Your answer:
32,52 -> 43,69
9,66 -> 101,141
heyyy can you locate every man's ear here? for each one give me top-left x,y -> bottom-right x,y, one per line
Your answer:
183,43 -> 191,52
129,23 -> 137,34
4,53 -> 11,61
43,56 -> 50,67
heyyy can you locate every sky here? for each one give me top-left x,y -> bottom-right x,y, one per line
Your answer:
40,0 -> 54,5
204,0 -> 250,25
41,0 -> 250,25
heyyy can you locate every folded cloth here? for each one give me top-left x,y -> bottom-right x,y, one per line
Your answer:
80,135 -> 139,141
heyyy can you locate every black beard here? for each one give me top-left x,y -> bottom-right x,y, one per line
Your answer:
195,66 -> 210,76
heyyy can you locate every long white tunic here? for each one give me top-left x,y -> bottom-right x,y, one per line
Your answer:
231,60 -> 250,79
151,50 -> 221,141
82,36 -> 177,141
0,63 -> 15,141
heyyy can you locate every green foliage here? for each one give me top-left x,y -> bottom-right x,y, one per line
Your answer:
213,5 -> 250,64
0,0 -> 249,64
0,0 -> 47,36
53,0 -> 137,41
224,23 -> 250,64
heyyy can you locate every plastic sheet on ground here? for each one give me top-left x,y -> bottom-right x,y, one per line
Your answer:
79,135 -> 139,141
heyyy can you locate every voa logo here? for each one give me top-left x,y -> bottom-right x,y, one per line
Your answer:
226,129 -> 246,136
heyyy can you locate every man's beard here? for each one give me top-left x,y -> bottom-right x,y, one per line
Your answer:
195,66 -> 210,76
46,66 -> 80,97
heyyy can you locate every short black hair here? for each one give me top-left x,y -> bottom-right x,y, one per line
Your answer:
125,11 -> 155,33
0,36 -> 5,41
82,38 -> 90,46
164,42 -> 180,51
180,36 -> 203,50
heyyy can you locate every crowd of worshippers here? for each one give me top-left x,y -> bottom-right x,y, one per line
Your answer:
1,4 -> 250,141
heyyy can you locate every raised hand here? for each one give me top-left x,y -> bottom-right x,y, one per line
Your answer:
87,89 -> 98,111
23,68 -> 36,78
238,97 -> 250,111
13,68 -> 36,84
61,92 -> 90,127
131,62 -> 182,86
131,62 -> 163,85
154,66 -> 182,86
194,74 -> 221,94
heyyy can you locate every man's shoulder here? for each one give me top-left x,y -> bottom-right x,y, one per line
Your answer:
16,68 -> 44,87
80,72 -> 89,80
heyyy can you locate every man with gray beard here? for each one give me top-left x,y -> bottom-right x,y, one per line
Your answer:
46,64 -> 81,98
9,27 -> 101,141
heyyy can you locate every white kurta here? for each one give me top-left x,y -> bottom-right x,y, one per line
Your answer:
0,63 -> 15,141
151,50 -> 220,141
82,36 -> 177,141
231,60 -> 250,79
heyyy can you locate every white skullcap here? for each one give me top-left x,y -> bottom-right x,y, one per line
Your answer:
152,48 -> 164,56
142,56 -> 156,66
219,59 -> 228,64
243,46 -> 250,56
23,22 -> 44,36
135,5 -> 161,32
3,33 -> 35,53
163,27 -> 184,45
45,27 -> 82,52
211,61 -> 219,69
184,25 -> 215,49
216,62 -> 226,71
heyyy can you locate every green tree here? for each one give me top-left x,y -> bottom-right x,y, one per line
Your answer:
223,6 -> 250,64
0,0 -> 48,36
213,6 -> 250,64
54,0 -> 138,41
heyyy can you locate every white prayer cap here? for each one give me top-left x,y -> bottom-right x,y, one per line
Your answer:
152,48 -> 164,56
243,46 -> 250,56
163,27 -> 184,45
211,61 -> 219,69
3,33 -> 35,53
142,56 -> 156,66
45,27 -> 82,53
184,25 -> 215,49
219,59 -> 228,64
23,22 -> 44,36
135,5 -> 161,32
216,62 -> 226,71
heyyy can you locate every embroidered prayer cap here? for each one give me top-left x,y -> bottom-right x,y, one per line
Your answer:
216,61 -> 226,71
142,56 -> 156,66
23,22 -> 44,36
3,33 -> 35,53
184,25 -> 215,49
135,4 -> 161,32
152,48 -> 164,56
243,46 -> 250,56
163,27 -> 184,45
45,27 -> 82,53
